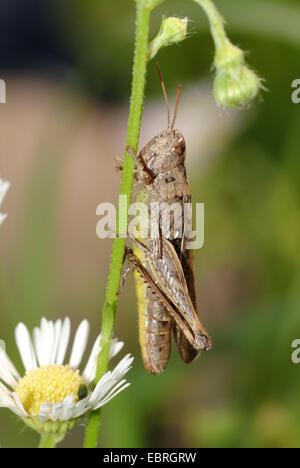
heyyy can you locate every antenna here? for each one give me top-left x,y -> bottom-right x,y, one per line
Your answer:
171,84 -> 182,130
155,62 -> 170,128
155,63 -> 182,130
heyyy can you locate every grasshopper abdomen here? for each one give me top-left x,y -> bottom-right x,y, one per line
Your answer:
138,285 -> 172,374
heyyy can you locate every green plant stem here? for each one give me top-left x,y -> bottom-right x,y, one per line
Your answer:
83,0 -> 152,448
147,0 -> 165,10
193,0 -> 228,50
39,434 -> 62,448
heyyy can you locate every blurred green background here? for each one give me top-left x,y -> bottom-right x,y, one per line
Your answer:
1,0 -> 300,448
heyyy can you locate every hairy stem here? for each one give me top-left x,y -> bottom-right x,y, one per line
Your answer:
83,0 -> 152,448
193,0 -> 228,49
39,433 -> 63,448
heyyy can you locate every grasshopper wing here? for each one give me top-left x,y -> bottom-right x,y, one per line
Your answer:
129,238 -> 212,352
172,240 -> 202,362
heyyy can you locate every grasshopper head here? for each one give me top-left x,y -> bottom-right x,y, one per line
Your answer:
138,128 -> 190,199
137,66 -> 190,198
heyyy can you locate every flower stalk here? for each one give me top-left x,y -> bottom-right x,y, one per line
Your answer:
83,0 -> 154,448
193,0 -> 262,108
39,433 -> 65,449
193,0 -> 227,50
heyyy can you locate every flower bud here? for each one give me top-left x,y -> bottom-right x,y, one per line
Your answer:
148,16 -> 188,61
213,41 -> 262,108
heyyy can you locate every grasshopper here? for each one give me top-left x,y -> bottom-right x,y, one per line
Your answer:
120,64 -> 211,374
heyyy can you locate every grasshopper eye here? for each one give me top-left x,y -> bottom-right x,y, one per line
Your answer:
173,139 -> 186,156
78,384 -> 88,401
165,176 -> 175,184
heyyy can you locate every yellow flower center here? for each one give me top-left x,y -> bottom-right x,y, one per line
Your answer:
16,365 -> 84,417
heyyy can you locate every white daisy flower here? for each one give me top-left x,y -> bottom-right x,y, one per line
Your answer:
0,317 -> 133,438
0,178 -> 10,225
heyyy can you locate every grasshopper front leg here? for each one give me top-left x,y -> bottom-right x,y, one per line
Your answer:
126,145 -> 155,186
114,155 -> 139,181
118,255 -> 135,296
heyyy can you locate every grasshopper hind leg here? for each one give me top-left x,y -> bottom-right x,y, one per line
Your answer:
173,324 -> 201,363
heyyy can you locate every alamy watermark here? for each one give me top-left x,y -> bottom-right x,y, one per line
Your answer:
291,339 -> 300,364
96,195 -> 204,250
291,79 -> 300,104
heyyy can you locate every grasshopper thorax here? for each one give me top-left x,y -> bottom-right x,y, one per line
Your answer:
139,127 -> 186,173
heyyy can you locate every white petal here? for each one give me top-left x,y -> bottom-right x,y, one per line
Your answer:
0,213 -> 7,225
0,386 -> 26,417
56,317 -> 71,365
72,398 -> 90,419
12,392 -> 28,417
0,180 -> 10,226
62,402 -> 76,421
82,334 -> 101,383
89,354 -> 133,407
40,318 -> 50,365
51,401 -> 63,421
60,394 -> 76,421
0,341 -> 20,388
0,179 -> 10,206
111,354 -> 134,382
88,371 -> 113,406
33,327 -> 43,366
39,402 -> 52,421
6,403 -> 28,418
63,394 -> 74,405
69,320 -> 89,368
0,381 -> 13,406
15,323 -> 37,371
50,319 -> 62,364
0,385 -> 28,418
90,378 -> 127,408
93,383 -> 131,410
34,318 -> 55,367
73,407 -> 89,419
34,319 -> 49,366
109,339 -> 124,359
42,318 -> 55,366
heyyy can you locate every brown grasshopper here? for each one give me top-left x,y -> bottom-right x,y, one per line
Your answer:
120,64 -> 211,374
